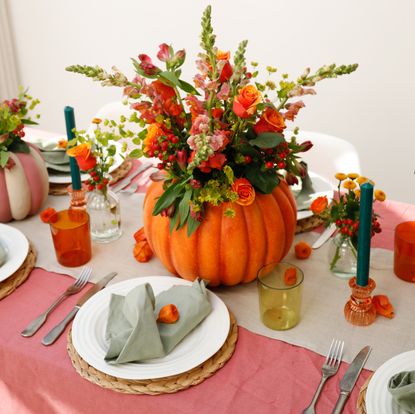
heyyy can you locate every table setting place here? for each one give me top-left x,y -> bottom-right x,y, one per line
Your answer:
2,6 -> 415,414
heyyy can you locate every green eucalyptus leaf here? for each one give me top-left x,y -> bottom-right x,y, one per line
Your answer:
169,207 -> 180,233
153,183 -> 184,216
249,132 -> 284,149
177,189 -> 192,229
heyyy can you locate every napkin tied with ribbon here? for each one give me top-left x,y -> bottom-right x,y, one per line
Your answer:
104,280 -> 212,364
388,371 -> 415,413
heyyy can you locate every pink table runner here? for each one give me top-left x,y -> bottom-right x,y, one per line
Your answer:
1,143 -> 414,413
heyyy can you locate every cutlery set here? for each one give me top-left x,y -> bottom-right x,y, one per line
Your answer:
21,267 -> 116,345
303,339 -> 372,414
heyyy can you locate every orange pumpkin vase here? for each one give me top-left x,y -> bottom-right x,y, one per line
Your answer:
143,180 -> 297,287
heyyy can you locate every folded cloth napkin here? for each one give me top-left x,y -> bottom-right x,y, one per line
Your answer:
0,243 -> 7,267
388,371 -> 415,413
104,279 -> 212,364
32,139 -> 70,174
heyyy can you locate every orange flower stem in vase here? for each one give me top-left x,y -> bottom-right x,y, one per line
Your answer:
344,277 -> 377,326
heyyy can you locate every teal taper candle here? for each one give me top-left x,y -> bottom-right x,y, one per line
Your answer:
356,182 -> 374,286
64,106 -> 81,190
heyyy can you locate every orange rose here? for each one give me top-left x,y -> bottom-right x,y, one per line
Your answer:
232,85 -> 261,118
295,241 -> 312,259
232,178 -> 255,206
157,304 -> 180,324
253,108 -> 286,135
373,295 -> 394,319
40,207 -> 57,224
144,123 -> 164,153
67,143 -> 96,171
57,139 -> 67,149
310,196 -> 329,215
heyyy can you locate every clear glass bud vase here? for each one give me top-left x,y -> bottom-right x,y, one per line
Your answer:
87,187 -> 122,243
328,232 -> 357,279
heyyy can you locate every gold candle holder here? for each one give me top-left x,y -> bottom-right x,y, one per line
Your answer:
67,184 -> 87,210
344,277 -> 376,326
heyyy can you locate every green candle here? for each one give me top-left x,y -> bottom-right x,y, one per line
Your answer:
64,106 -> 81,190
356,182 -> 374,286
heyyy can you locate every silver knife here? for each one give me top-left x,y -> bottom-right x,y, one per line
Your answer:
111,162 -> 152,193
312,223 -> 337,249
41,272 -> 117,346
332,346 -> 372,414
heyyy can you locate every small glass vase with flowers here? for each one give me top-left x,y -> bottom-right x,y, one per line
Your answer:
67,118 -> 123,243
310,173 -> 386,278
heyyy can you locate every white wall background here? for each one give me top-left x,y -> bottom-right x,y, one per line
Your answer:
5,0 -> 414,202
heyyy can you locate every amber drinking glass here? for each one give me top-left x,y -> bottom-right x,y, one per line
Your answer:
257,262 -> 304,330
394,221 -> 415,282
49,209 -> 92,267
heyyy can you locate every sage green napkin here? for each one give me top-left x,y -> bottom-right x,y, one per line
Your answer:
0,243 -> 7,267
104,279 -> 212,364
388,371 -> 415,413
32,139 -> 71,174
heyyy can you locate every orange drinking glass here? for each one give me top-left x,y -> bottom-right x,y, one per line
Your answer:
49,209 -> 92,267
394,221 -> 415,282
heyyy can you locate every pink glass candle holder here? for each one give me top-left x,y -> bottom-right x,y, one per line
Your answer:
67,184 -> 87,210
344,277 -> 376,326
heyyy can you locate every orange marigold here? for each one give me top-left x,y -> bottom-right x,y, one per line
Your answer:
284,267 -> 298,286
295,241 -> 312,259
373,295 -> 394,319
40,207 -> 57,224
133,240 -> 153,263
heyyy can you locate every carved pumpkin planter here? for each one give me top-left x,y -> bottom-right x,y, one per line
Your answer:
143,180 -> 297,286
0,144 -> 49,222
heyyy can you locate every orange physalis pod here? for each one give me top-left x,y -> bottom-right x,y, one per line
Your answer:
373,295 -> 395,319
294,241 -> 312,259
284,267 -> 297,286
40,208 -> 58,224
157,304 -> 179,324
133,240 -> 153,263
133,227 -> 147,243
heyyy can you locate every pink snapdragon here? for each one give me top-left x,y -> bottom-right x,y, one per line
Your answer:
189,114 -> 210,135
157,43 -> 170,62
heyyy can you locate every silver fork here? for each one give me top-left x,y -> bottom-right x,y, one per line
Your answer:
302,339 -> 344,414
21,266 -> 92,337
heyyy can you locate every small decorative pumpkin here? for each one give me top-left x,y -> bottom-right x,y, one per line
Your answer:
0,144 -> 49,222
143,180 -> 297,286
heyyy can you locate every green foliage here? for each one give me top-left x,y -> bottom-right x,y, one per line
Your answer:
244,165 -> 280,194
249,132 -> 284,149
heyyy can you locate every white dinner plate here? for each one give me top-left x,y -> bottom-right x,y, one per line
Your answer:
295,172 -> 334,220
0,224 -> 29,282
71,276 -> 230,380
25,135 -> 124,184
366,350 -> 415,414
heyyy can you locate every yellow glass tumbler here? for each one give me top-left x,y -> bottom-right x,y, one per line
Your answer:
257,262 -> 304,330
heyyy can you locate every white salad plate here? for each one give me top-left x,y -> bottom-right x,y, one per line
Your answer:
71,276 -> 230,380
0,224 -> 29,282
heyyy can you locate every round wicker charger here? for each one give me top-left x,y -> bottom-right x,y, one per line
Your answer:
67,311 -> 238,395
0,242 -> 36,300
357,374 -> 373,414
49,159 -> 133,196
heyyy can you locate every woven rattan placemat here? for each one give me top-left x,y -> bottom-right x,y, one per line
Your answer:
49,159 -> 133,196
0,242 -> 36,300
67,311 -> 238,395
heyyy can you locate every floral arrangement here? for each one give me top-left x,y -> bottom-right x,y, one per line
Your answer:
310,173 -> 386,244
66,118 -> 123,193
0,90 -> 40,168
66,6 -> 357,235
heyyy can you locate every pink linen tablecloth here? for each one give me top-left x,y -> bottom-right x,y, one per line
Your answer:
1,146 -> 414,414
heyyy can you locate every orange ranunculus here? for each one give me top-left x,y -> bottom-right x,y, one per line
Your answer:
67,143 -> 97,171
295,241 -> 312,259
310,196 -> 329,215
144,123 -> 164,153
253,108 -> 286,135
133,240 -> 153,263
40,207 -> 57,224
232,178 -> 255,206
232,85 -> 261,118
157,304 -> 180,324
284,267 -> 298,286
373,295 -> 394,318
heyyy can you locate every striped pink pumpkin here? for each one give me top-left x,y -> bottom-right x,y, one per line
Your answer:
0,144 -> 49,222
